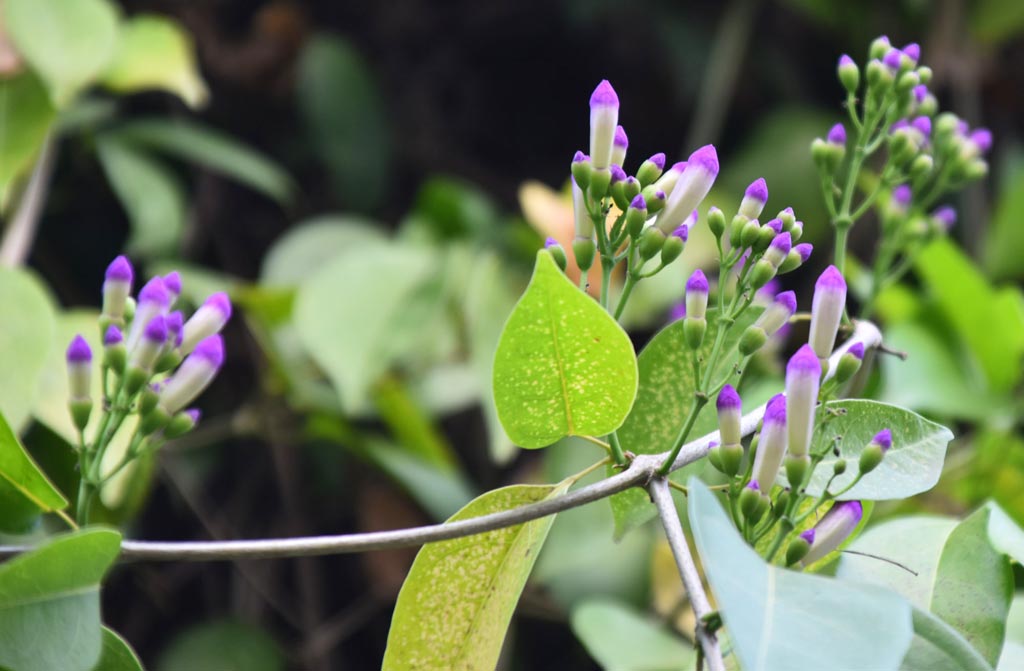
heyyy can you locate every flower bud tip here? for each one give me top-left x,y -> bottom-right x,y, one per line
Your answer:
105,255 -> 134,283
67,335 -> 92,363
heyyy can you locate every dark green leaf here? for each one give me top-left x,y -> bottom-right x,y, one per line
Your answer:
156,620 -> 283,671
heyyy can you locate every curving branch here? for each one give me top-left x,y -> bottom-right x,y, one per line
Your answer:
649,477 -> 726,671
0,322 -> 884,562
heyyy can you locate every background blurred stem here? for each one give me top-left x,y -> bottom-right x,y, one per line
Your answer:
0,134 -> 57,268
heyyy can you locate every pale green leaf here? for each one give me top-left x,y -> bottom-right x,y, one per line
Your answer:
2,0 -> 120,106
571,598 -> 696,671
156,620 -> 283,671
610,307 -> 761,538
110,119 -> 293,203
688,478 -> 913,671
361,438 -> 473,521
382,482 -> 568,671
94,627 -> 144,671
986,501 -> 1024,565
294,242 -> 437,413
492,251 -> 637,448
998,596 -> 1024,670
0,267 -> 56,430
906,607 -> 995,671
788,400 -> 953,501
97,136 -> 185,257
260,216 -> 385,287
100,15 -> 207,107
838,510 -> 1013,666
0,73 -> 56,202
0,528 -> 122,671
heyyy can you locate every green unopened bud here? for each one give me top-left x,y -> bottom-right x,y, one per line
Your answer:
748,259 -> 777,290
859,444 -> 884,474
707,445 -> 723,472
896,70 -> 919,93
833,458 -> 847,476
740,484 -> 763,519
786,535 -> 812,566
70,399 -> 92,433
544,239 -> 568,271
835,352 -> 863,384
917,94 -> 938,117
755,225 -> 777,252
963,158 -> 989,181
123,297 -> 136,324
710,442 -> 744,477
139,406 -> 171,435
154,350 -> 183,375
740,219 -> 762,248
123,365 -> 150,396
838,56 -> 859,94
683,317 -> 707,350
626,206 -> 648,239
636,157 -> 665,186
638,227 -> 666,261
661,234 -> 685,265
573,237 -> 596,272
139,385 -> 160,416
869,36 -> 891,60
909,154 -> 933,179
589,167 -> 612,200
868,64 -> 894,95
640,185 -> 666,215
778,249 -> 803,274
164,410 -> 200,439
738,326 -> 769,356
571,158 -> 593,191
610,180 -> 629,211
934,112 -> 959,139
811,138 -> 843,174
775,489 -> 791,514
707,206 -> 726,239
729,214 -> 749,248
778,208 -> 796,231
785,455 -> 810,491
916,66 -> 933,85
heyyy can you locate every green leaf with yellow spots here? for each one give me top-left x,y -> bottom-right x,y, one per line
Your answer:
492,251 -> 638,448
382,481 -> 569,671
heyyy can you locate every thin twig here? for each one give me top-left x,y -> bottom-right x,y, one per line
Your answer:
0,134 -> 57,267
0,325 -> 883,562
649,478 -> 726,671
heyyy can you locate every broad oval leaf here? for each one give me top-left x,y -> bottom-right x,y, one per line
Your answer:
906,607 -> 995,671
383,482 -> 568,670
610,307 -> 761,537
838,509 -> 1013,666
95,627 -> 144,671
570,598 -> 696,671
0,268 -> 56,430
260,216 -> 385,287
0,528 -> 122,671
492,251 -> 637,448
688,478 -> 913,671
100,15 -> 208,107
0,410 -> 67,529
2,0 -> 120,106
794,400 -> 953,500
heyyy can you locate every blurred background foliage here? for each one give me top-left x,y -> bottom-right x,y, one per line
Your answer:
1,0 -> 1023,668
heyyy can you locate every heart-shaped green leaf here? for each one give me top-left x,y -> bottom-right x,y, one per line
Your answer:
492,251 -> 637,448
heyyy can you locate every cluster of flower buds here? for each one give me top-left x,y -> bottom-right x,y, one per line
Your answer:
66,256 -> 230,442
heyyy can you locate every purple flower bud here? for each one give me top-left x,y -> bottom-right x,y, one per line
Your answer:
752,393 -> 787,489
747,479 -> 760,491
166,311 -> 184,348
658,145 -> 719,234
668,301 -> 686,322
970,128 -> 993,153
611,125 -> 628,167
143,316 -> 168,344
786,344 -> 822,458
66,335 -> 92,402
717,384 -> 742,445
544,237 -> 560,249
158,335 -> 225,414
653,161 -> 687,196
739,177 -> 769,219
913,84 -> 928,103
671,225 -> 689,241
892,185 -> 912,208
932,206 -> 957,230
756,290 -> 797,336
956,120 -> 970,136
66,335 -> 92,364
872,428 -> 892,453
685,269 -> 709,320
630,194 -> 647,211
103,325 -> 123,346
809,265 -> 847,360
765,218 -> 783,233
902,43 -> 920,62
890,119 -> 909,133
655,190 -> 666,200
847,342 -> 865,360
129,316 -> 168,373
589,80 -> 620,169
827,123 -> 847,145
794,243 -> 813,263
609,164 -> 627,184
838,54 -> 855,69
163,271 -> 182,300
185,408 -> 202,424
800,528 -> 816,545
883,48 -> 902,70
102,256 -> 135,322
649,153 -> 666,170
572,150 -> 587,163
765,232 -> 792,268
802,501 -> 863,565
911,116 -> 932,137
181,292 -> 233,355
127,277 -> 171,351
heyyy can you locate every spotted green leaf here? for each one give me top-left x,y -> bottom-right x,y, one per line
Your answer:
383,482 -> 568,670
688,478 -> 913,671
838,509 -> 1013,667
492,251 -> 637,448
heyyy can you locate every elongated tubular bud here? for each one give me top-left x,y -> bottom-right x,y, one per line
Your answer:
808,265 -> 847,360
571,177 -> 594,238
763,232 -> 792,268
180,293 -> 232,355
657,145 -> 719,234
126,277 -> 170,351
685,270 -> 709,320
158,335 -> 225,415
129,316 -> 168,373
752,394 -> 787,489
636,153 -> 666,186
838,54 -> 859,93
163,271 -> 182,304
610,125 -> 628,168
739,178 -> 768,219
652,161 -> 687,201
66,335 -> 92,401
102,256 -> 134,323
802,501 -> 863,565
589,80 -> 619,169
786,344 -> 821,458
717,385 -> 742,446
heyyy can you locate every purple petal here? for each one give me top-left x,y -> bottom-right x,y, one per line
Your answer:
66,335 -> 92,363
590,80 -> 619,109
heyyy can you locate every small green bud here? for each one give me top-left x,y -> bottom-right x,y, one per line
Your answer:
571,157 -> 593,191
738,326 -> 768,356
963,158 -> 989,181
917,94 -> 938,117
710,442 -> 744,477
833,458 -> 847,476
777,249 -> 803,274
811,138 -> 844,174
626,205 -> 648,239
785,455 -> 810,490
778,207 -> 796,231
70,399 -> 92,433
740,484 -> 764,520
154,350 -> 183,375
610,180 -> 630,211
640,185 -> 666,215
636,155 -> 665,186
707,206 -> 726,239
838,55 -> 860,94
786,535 -> 812,566
164,410 -> 199,439
123,364 -> 150,396
748,258 -> 777,290
740,219 -> 762,248
638,227 -> 666,261
589,167 -> 612,200
683,317 -> 707,350
138,385 -> 160,416
869,36 -> 891,60
859,444 -> 884,474
123,297 -> 136,324
934,112 -> 960,139
754,224 -> 777,252
916,66 -> 933,85
896,70 -> 919,93
729,214 -> 749,248
661,234 -> 685,266
573,237 -> 596,272
835,351 -> 863,384
139,406 -> 171,435
909,154 -> 933,179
